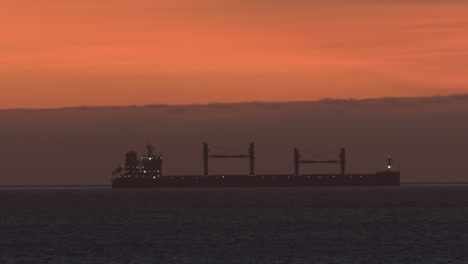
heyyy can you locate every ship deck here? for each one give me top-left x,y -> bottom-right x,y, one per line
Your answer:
112,172 -> 400,188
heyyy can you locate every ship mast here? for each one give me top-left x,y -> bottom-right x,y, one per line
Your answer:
146,140 -> 155,156
387,156 -> 393,171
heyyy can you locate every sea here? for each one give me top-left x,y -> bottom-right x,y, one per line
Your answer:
0,185 -> 467,264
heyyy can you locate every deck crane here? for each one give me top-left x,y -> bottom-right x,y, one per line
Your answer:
294,147 -> 346,177
203,142 -> 255,177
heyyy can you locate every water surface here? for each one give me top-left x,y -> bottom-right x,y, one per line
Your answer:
0,185 -> 467,263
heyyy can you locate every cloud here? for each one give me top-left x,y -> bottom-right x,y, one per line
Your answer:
0,95 -> 467,185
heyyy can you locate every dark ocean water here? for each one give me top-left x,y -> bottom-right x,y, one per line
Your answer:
0,186 -> 467,264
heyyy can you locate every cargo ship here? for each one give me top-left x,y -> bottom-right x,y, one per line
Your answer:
111,142 -> 400,188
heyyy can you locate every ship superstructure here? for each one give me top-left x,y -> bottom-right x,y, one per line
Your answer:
111,142 -> 400,188
112,142 -> 162,182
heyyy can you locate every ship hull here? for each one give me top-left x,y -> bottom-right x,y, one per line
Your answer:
111,172 -> 400,188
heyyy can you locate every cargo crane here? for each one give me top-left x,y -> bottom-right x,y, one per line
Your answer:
203,142 -> 255,177
294,147 -> 346,177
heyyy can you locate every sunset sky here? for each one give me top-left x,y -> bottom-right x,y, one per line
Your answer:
1,0 -> 468,109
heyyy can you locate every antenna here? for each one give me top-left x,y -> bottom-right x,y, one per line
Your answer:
146,139 -> 154,156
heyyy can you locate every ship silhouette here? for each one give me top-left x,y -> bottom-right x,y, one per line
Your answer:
111,142 -> 400,188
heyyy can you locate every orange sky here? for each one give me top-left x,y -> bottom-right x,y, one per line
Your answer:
1,0 -> 468,109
